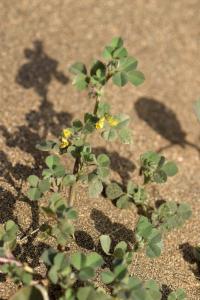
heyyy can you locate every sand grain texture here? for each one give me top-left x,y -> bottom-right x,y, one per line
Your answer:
0,1 -> 200,299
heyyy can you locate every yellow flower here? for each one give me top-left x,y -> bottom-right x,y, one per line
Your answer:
106,115 -> 119,127
60,137 -> 69,149
62,128 -> 72,138
96,117 -> 105,129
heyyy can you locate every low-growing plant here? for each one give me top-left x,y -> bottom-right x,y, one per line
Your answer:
0,37 -> 191,299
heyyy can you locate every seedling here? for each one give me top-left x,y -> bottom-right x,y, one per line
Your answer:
0,37 -> 190,299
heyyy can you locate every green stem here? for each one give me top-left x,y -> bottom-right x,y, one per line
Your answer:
68,91 -> 102,207
68,157 -> 80,207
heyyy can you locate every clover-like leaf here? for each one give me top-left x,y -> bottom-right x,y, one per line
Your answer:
102,128 -> 118,141
27,187 -> 41,201
106,182 -> 123,200
100,235 -> 111,255
27,175 -> 39,187
161,161 -> 178,177
63,174 -> 76,186
127,70 -> 145,86
97,154 -> 110,167
116,195 -> 130,209
119,56 -> 138,72
101,270 -> 115,284
88,177 -> 103,198
45,155 -> 60,169
69,62 -> 87,75
73,74 -> 89,91
168,288 -> 186,300
112,71 -> 128,87
38,179 -> 51,193
146,229 -> 163,258
118,127 -> 132,144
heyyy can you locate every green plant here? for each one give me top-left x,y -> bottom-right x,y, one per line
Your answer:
0,37 -> 190,299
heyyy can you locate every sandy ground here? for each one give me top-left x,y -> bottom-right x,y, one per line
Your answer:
0,0 -> 200,299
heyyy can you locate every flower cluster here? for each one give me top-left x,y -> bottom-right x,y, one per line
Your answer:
59,128 -> 73,149
96,114 -> 119,129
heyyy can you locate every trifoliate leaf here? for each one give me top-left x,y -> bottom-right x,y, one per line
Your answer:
112,71 -> 128,87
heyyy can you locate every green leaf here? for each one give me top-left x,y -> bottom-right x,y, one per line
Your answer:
100,235 -> 111,255
27,175 -> 39,187
96,102 -> 110,118
102,128 -> 117,141
153,170 -> 167,183
77,287 -> 109,300
128,70 -> 145,86
101,270 -> 115,284
90,60 -> 106,77
112,71 -> 128,87
106,182 -> 123,200
72,119 -> 83,131
102,46 -> 113,60
73,73 -> 89,91
113,264 -> 127,280
69,62 -> 87,75
168,288 -> 186,300
63,174 -> 76,186
177,203 -> 192,221
110,37 -> 123,49
41,248 -> 57,266
53,165 -> 65,177
88,177 -> 103,198
135,216 -> 153,240
97,154 -> 110,167
141,151 -> 161,165
114,241 -> 127,258
97,167 -> 110,179
10,285 -> 49,300
27,187 -> 41,201
85,252 -> 104,268
115,114 -> 130,129
113,47 -> 128,59
118,127 -> 132,144
146,229 -> 163,258
36,140 -> 57,152
119,56 -> 138,72
162,161 -> 178,177
48,265 -> 58,284
145,280 -> 162,300
38,179 -> 50,193
194,99 -> 200,121
71,253 -> 86,270
79,267 -> 95,281
116,195 -> 130,209
45,155 -> 60,169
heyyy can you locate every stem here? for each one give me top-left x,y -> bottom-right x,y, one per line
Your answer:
68,157 -> 80,207
0,257 -> 22,267
93,97 -> 100,115
68,88 -> 102,207
19,228 -> 40,243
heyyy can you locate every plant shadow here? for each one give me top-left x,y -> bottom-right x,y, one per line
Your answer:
161,284 -> 173,300
0,40 -> 72,269
134,97 -> 200,154
179,243 -> 200,280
